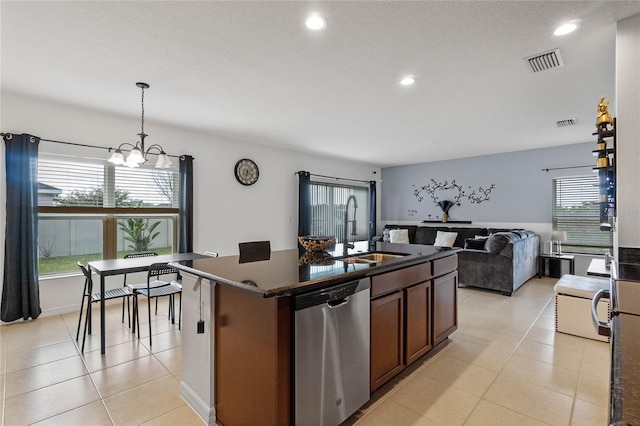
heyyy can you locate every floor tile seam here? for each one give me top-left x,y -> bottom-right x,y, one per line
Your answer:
2,368 -> 96,402
101,373 -> 178,402
507,352 -> 585,378
384,396 -> 457,426
138,402 -> 189,426
573,394 -> 609,409
495,368 -> 578,400
476,396 -> 554,426
3,351 -> 87,377
24,400 -> 115,426
90,370 -> 173,400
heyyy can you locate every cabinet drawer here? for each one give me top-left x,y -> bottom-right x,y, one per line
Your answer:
433,254 -> 458,277
371,262 -> 432,298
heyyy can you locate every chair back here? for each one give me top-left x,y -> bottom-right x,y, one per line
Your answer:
124,252 -> 158,259
77,262 -> 93,294
147,262 -> 179,283
238,241 -> 271,263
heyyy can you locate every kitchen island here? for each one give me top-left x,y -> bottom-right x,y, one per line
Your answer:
171,243 -> 458,425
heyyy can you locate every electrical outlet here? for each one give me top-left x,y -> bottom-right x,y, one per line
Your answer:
197,320 -> 205,334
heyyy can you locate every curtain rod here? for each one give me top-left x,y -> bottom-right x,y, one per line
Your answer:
1,132 -> 183,159
295,171 -> 374,184
541,165 -> 592,172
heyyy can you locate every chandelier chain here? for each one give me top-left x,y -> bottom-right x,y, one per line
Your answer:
140,84 -> 145,138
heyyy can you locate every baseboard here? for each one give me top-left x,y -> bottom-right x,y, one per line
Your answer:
180,381 -> 216,425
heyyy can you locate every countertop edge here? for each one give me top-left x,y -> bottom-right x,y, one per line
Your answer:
170,247 -> 459,298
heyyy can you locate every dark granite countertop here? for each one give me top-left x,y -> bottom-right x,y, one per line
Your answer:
170,242 -> 458,297
611,313 -> 640,426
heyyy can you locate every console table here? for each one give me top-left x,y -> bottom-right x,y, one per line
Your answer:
587,258 -> 611,277
538,253 -> 575,278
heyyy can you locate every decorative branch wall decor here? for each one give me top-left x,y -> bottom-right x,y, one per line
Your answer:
412,179 -> 496,222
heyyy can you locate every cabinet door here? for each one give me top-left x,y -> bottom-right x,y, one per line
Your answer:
405,281 -> 432,365
370,291 -> 404,392
433,271 -> 458,345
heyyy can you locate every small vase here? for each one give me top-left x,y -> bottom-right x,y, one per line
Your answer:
442,212 -> 448,223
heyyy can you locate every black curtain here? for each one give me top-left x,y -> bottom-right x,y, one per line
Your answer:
178,155 -> 194,253
369,180 -> 377,249
297,171 -> 311,239
2,133 -> 41,322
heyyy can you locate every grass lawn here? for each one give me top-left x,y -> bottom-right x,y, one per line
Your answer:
39,246 -> 173,275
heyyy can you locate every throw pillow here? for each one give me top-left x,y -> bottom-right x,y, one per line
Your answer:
383,228 -> 391,242
465,238 -> 487,250
389,229 -> 410,244
485,233 -> 509,254
434,231 -> 457,248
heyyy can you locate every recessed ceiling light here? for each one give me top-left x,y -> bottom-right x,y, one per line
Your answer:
554,22 -> 578,36
399,75 -> 417,86
305,14 -> 327,31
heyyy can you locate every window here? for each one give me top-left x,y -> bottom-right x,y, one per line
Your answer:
552,175 -> 612,255
37,152 -> 179,275
310,181 -> 369,245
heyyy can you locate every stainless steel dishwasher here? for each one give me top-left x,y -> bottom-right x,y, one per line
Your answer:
294,278 -> 370,426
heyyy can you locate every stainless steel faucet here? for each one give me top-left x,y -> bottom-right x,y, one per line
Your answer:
343,195 -> 358,257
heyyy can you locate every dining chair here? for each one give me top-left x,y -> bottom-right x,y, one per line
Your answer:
75,262 -> 133,352
121,252 -> 158,325
171,250 -> 218,290
238,241 -> 271,263
133,262 -> 182,346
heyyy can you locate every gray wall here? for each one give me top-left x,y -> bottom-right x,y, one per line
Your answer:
381,142 -> 595,223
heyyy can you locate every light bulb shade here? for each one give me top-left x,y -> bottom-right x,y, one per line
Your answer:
154,152 -> 172,169
551,230 -> 567,242
108,149 -> 126,165
127,146 -> 145,164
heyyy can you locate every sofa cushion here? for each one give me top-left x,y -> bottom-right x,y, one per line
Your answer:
414,227 -> 447,245
434,231 -> 458,248
448,227 -> 487,248
485,233 -> 510,254
389,229 -> 410,244
464,237 -> 487,250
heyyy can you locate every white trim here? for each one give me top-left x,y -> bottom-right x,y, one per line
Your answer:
179,381 -> 216,425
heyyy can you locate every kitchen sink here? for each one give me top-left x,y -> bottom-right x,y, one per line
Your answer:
341,252 -> 407,264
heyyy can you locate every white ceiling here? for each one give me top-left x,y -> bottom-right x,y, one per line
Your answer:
2,1 -> 639,167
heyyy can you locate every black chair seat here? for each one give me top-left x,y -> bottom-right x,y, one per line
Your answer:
136,283 -> 181,298
90,287 -> 133,303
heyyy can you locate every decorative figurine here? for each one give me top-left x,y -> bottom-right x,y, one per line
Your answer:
596,96 -> 613,128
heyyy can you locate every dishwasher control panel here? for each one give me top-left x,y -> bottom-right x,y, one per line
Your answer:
294,279 -> 370,311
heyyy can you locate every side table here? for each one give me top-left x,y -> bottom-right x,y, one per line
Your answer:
538,254 -> 575,278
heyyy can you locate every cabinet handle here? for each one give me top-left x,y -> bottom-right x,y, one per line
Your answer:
591,288 -> 611,337
327,297 -> 349,309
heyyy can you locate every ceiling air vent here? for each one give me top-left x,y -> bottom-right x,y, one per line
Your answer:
525,48 -> 564,73
556,118 -> 576,127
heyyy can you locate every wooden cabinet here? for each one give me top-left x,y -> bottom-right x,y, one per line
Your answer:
433,271 -> 458,345
370,291 -> 404,391
370,254 -> 457,391
215,284 -> 291,426
405,280 -> 432,365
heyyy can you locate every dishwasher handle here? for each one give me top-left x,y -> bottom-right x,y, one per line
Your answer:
591,288 -> 611,337
327,297 -> 349,309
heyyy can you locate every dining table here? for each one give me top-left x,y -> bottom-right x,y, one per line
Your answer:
88,252 -> 209,354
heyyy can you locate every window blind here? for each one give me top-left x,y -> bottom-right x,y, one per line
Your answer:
552,175 -> 612,255
38,153 -> 179,208
310,181 -> 369,244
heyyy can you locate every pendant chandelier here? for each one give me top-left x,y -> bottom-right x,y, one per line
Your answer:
108,82 -> 172,168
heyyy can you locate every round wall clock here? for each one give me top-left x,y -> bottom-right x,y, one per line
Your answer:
234,158 -> 259,186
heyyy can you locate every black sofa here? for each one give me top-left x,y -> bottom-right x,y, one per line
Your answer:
379,225 -> 540,296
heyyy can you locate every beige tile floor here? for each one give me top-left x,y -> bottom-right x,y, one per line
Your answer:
349,277 -> 610,426
0,277 -> 610,425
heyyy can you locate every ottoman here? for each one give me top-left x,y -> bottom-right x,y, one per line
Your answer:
554,274 -> 610,342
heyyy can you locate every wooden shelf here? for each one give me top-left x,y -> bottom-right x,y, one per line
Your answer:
421,220 -> 472,224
